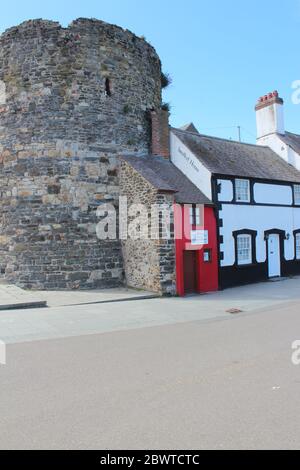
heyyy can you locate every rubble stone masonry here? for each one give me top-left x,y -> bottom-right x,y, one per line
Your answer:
120,159 -> 176,295
0,18 -> 162,289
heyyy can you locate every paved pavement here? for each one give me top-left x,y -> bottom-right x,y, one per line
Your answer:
0,284 -> 157,312
37,287 -> 158,307
0,299 -> 300,449
1,277 -> 300,344
0,284 -> 47,310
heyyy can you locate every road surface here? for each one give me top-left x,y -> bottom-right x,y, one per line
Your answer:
0,297 -> 300,449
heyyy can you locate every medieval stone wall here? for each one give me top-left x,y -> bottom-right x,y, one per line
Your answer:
120,160 -> 176,295
0,18 -> 162,289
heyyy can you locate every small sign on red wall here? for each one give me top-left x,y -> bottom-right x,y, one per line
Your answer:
191,230 -> 208,246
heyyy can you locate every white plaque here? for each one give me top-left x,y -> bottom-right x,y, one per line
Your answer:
191,230 -> 208,246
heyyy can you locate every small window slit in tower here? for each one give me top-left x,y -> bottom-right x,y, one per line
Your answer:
105,78 -> 112,97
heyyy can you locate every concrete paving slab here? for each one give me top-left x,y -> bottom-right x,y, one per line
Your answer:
0,284 -> 158,312
1,276 -> 300,344
0,284 -> 47,311
36,287 -> 159,307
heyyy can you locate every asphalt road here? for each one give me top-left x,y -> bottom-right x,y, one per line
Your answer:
1,300 -> 300,449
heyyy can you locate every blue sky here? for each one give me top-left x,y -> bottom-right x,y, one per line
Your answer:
1,0 -> 299,143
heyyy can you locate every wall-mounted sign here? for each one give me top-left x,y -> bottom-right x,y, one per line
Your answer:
191,230 -> 208,246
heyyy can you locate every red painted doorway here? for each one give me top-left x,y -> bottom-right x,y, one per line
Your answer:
183,251 -> 198,294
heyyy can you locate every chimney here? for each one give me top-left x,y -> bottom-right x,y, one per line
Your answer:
150,109 -> 170,159
255,91 -> 285,139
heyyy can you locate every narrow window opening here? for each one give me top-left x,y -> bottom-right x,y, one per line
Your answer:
237,234 -> 252,265
105,78 -> 112,97
189,205 -> 201,226
204,249 -> 212,263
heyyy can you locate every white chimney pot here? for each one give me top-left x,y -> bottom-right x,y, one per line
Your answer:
255,91 -> 285,139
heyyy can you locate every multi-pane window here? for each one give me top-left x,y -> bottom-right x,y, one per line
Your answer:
189,206 -> 201,226
235,179 -> 250,203
294,185 -> 300,205
296,233 -> 300,260
237,234 -> 252,265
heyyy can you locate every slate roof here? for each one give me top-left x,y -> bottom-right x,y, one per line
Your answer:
180,122 -> 200,134
121,155 -> 213,205
281,131 -> 300,156
172,128 -> 300,183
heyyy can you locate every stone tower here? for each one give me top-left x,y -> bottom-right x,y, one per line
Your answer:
0,18 -> 162,289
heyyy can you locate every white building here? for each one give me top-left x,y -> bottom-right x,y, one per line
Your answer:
170,124 -> 300,289
256,91 -> 300,171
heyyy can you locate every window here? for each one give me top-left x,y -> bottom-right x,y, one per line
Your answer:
294,185 -> 300,205
203,249 -> 212,263
296,233 -> 300,260
237,234 -> 252,265
105,78 -> 111,97
235,179 -> 250,203
189,206 -> 201,226
234,229 -> 257,266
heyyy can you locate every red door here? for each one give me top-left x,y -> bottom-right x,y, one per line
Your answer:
183,251 -> 197,294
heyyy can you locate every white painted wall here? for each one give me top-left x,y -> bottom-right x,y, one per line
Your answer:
170,132 -> 212,199
256,102 -> 285,138
219,204 -> 300,267
288,146 -> 300,170
253,183 -> 293,205
257,133 -> 300,171
217,179 -> 234,202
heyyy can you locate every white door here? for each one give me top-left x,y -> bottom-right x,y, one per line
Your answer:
268,234 -> 281,278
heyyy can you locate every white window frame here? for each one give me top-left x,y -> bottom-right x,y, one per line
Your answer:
296,233 -> 300,260
294,185 -> 300,205
189,206 -> 200,226
235,179 -> 250,203
237,234 -> 252,265
189,207 -> 194,225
